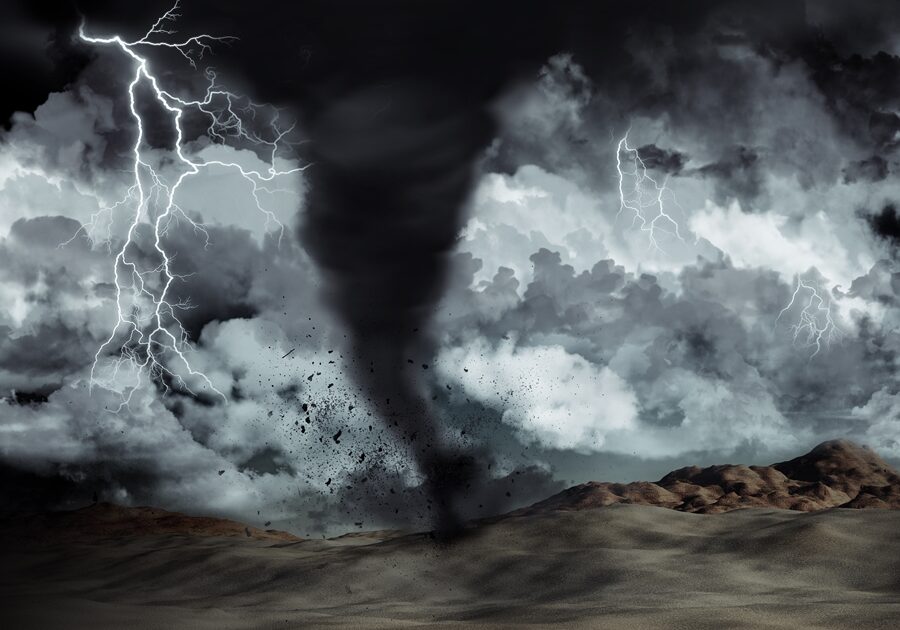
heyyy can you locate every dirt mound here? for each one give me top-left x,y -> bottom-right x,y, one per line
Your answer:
518,440 -> 900,516
773,439 -> 900,495
3,502 -> 300,542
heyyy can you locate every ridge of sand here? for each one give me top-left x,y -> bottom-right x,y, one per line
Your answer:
516,439 -> 900,516
4,505 -> 900,629
0,501 -> 301,542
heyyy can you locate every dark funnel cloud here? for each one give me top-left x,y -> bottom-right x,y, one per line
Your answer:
286,1 -> 559,536
301,88 -> 491,535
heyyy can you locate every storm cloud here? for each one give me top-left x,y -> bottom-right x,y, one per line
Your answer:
2,1 -> 900,535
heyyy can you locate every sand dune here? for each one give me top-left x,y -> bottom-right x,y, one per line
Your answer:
3,440 -> 900,629
3,504 -> 900,628
0,505 -> 900,630
0,502 -> 301,542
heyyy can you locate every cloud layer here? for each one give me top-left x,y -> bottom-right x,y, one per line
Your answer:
2,2 -> 900,533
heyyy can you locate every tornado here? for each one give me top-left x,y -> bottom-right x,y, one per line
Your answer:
299,83 -> 490,536
285,1 -> 558,537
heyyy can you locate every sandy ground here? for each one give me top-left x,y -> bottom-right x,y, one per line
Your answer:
3,504 -> 900,629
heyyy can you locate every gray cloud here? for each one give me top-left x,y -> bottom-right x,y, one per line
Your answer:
436,246 -> 900,460
3,2 -> 900,535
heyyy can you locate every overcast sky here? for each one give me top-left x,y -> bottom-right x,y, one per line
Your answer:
1,1 -> 900,535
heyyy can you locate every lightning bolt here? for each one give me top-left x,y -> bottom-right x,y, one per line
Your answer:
613,132 -> 841,359
776,275 -> 843,358
615,132 -> 685,252
73,2 -> 308,408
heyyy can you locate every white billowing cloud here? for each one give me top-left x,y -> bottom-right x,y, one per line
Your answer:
0,376 -> 313,519
463,164 -> 723,293
852,388 -> 900,456
0,377 -> 230,490
0,85 -> 305,246
690,199 -> 871,288
183,317 -> 417,481
436,335 -> 804,460
608,368 -> 805,459
175,143 -> 307,244
0,171 -> 107,236
5,87 -> 116,175
463,165 -> 613,287
437,338 -> 639,452
0,314 -> 416,527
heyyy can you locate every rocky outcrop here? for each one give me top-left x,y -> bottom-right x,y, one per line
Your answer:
518,440 -> 900,516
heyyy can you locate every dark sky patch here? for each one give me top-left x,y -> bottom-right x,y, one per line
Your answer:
866,204 -> 900,247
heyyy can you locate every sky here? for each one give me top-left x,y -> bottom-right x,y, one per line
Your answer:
1,0 -> 900,535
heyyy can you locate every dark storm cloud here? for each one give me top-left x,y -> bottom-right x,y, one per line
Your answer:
846,259 -> 900,304
0,318 -> 94,381
843,156 -> 890,183
1,53 -> 147,183
159,224 -> 265,340
0,207 -> 318,397
477,0 -> 899,216
865,204 -> 900,248
806,0 -> 900,55
691,147 -> 765,208
636,144 -> 688,175
14,0 -> 898,193
785,41 -> 900,152
0,1 -> 90,129
0,217 -> 108,392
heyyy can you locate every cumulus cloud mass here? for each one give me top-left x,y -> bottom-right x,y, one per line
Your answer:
2,0 -> 900,534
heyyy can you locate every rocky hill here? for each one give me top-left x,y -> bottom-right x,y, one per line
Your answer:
517,440 -> 900,516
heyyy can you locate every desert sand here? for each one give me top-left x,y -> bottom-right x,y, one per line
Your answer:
3,440 -> 900,629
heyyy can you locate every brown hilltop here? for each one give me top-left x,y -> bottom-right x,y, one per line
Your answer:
5,441 -> 896,542
773,439 -> 899,496
517,440 -> 900,516
3,502 -> 301,542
